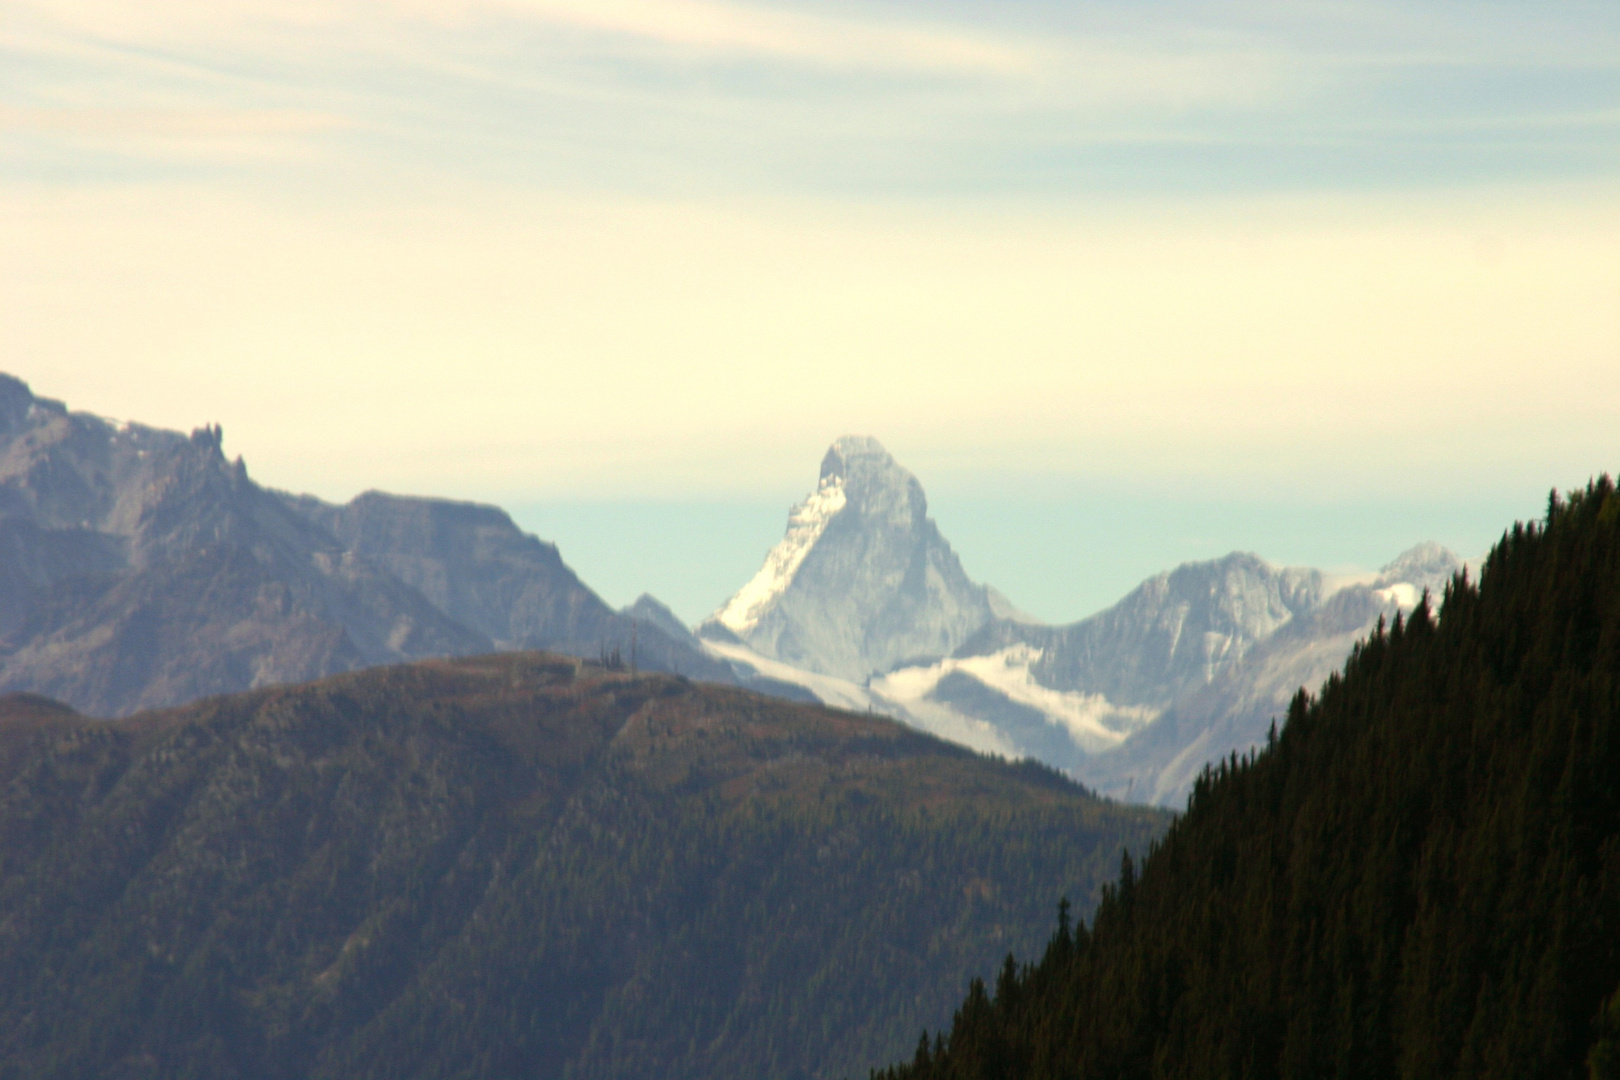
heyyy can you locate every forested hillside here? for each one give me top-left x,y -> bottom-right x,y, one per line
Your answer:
0,653 -> 1165,1080
877,479 -> 1620,1080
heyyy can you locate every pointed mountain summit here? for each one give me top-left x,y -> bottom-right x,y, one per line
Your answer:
702,437 -> 999,682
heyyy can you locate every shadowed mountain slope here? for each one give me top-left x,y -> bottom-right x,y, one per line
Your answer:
0,654 -> 1166,1080
279,490 -> 738,683
874,479 -> 1620,1080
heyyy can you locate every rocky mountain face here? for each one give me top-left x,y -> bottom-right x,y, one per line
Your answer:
701,436 -> 996,682
957,552 -> 1329,710
280,490 -> 607,649
0,375 -> 724,716
0,652 -> 1167,1079
1072,548 -> 1464,804
0,376 -> 483,715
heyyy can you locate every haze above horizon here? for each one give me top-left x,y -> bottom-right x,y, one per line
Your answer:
5,0 -> 1617,621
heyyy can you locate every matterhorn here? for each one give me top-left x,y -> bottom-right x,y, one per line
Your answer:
700,436 -> 1008,682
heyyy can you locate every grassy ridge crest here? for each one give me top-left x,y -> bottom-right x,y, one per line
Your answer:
0,652 -> 1165,1080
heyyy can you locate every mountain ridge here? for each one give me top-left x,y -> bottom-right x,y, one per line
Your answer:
0,373 -> 737,716
0,373 -> 1478,808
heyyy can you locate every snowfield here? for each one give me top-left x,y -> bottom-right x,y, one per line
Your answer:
870,645 -> 1160,755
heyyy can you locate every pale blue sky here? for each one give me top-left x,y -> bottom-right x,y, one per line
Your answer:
4,0 -> 1618,626
513,484 -> 1540,625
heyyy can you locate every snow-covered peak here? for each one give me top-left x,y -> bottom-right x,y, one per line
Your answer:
704,435 -> 996,681
712,473 -> 847,635
817,436 -> 926,521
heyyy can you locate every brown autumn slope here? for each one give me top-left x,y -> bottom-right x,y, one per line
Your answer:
0,653 -> 1168,1080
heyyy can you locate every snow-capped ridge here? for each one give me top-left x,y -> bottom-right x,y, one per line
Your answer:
701,451 -> 1489,810
712,473 -> 847,635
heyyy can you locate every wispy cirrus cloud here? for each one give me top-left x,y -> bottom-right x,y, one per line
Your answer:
0,0 -> 1305,188
3,0 -> 1616,192
0,105 -> 346,139
11,0 -> 1042,75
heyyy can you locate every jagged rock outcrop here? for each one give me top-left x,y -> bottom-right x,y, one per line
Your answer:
0,376 -> 487,715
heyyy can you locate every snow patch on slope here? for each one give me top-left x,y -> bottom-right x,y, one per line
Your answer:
1376,582 -> 1422,609
701,635 -> 872,714
714,475 -> 846,635
871,644 -> 1160,755
701,637 -> 1022,759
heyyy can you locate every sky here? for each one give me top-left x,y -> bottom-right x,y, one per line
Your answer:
4,0 -> 1618,623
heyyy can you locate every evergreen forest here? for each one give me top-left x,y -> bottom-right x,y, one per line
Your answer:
876,478 -> 1620,1080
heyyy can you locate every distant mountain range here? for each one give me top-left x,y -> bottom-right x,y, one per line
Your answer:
703,438 -> 1471,807
0,374 -> 772,716
0,373 -> 1472,807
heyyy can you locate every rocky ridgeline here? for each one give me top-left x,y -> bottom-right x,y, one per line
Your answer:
0,374 -> 732,716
